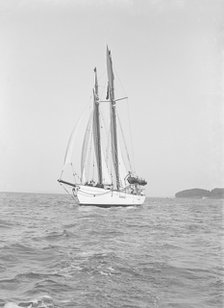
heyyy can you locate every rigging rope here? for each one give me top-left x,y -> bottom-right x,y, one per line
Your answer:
113,65 -> 136,173
126,98 -> 136,173
63,102 -> 91,167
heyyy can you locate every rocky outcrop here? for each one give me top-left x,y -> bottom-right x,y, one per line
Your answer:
209,188 -> 224,199
175,188 -> 224,199
175,188 -> 210,199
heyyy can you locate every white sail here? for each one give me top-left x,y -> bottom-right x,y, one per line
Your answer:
63,111 -> 87,169
63,125 -> 77,168
81,112 -> 93,183
101,150 -> 111,184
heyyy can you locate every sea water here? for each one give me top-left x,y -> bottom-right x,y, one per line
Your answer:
0,192 -> 223,308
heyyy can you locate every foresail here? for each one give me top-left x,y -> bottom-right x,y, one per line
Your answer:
63,127 -> 76,168
81,111 -> 93,183
63,112 -> 86,169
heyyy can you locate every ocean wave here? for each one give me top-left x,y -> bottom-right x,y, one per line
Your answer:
1,193 -> 223,308
30,279 -> 73,294
0,243 -> 37,254
4,295 -> 55,308
15,272 -> 63,281
0,220 -> 16,229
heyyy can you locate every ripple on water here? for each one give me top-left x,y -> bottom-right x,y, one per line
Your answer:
0,193 -> 223,308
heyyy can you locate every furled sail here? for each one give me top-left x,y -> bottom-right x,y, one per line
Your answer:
107,46 -> 120,190
92,68 -> 103,184
106,48 -> 114,94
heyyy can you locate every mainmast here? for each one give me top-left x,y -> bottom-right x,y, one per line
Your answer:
106,47 -> 120,190
93,67 -> 103,184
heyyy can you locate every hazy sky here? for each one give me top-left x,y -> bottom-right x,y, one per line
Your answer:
0,0 -> 223,196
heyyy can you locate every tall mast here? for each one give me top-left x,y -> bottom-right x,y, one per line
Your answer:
106,47 -> 120,190
93,67 -> 103,184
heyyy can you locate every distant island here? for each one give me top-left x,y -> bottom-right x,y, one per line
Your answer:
175,188 -> 224,199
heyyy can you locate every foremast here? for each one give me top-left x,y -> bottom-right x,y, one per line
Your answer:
93,67 -> 103,185
106,47 -> 120,190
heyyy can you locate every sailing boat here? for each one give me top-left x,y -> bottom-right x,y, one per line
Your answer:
58,47 -> 147,206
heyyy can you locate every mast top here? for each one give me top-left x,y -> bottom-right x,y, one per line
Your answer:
93,67 -> 99,101
106,46 -> 115,102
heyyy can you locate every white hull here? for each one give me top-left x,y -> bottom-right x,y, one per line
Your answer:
75,185 -> 145,206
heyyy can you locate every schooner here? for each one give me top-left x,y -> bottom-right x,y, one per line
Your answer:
58,47 -> 147,206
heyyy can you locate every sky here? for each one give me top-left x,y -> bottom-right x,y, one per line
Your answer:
0,0 -> 223,197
